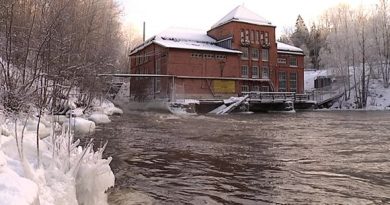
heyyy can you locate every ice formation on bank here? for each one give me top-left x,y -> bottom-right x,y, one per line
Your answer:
0,100 -> 119,205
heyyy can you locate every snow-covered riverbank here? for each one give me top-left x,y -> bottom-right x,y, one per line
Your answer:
305,70 -> 390,110
0,100 -> 122,205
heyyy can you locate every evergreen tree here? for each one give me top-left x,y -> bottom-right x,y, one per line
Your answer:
291,15 -> 310,47
308,23 -> 328,69
290,15 -> 311,69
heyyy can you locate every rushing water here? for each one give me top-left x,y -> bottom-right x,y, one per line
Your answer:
92,111 -> 390,205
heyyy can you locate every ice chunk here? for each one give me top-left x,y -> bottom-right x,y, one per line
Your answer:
88,113 -> 111,124
63,117 -> 96,135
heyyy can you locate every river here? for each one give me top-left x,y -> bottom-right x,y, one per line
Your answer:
91,111 -> 390,204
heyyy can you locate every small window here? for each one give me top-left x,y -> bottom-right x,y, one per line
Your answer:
204,54 -> 214,59
240,30 -> 244,43
255,31 -> 259,44
290,56 -> 298,67
241,47 -> 249,59
252,48 -> 259,60
250,30 -> 254,43
216,55 -> 226,60
241,85 -> 249,92
245,30 -> 249,42
241,65 -> 248,78
262,49 -> 269,61
252,66 -> 259,78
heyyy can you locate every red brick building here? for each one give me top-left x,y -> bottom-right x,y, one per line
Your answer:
129,5 -> 304,101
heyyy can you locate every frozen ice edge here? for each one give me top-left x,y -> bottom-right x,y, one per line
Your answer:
0,100 -> 122,205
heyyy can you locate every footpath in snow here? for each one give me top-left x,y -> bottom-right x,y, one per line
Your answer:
0,99 -> 122,205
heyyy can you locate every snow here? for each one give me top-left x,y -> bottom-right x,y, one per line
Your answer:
63,117 -> 96,135
89,113 -> 111,124
211,5 -> 273,29
92,100 -> 123,116
174,99 -> 200,105
130,28 -> 242,55
154,38 -> 241,53
303,69 -> 390,110
157,28 -> 216,43
277,41 -> 304,53
0,100 -> 121,205
331,79 -> 390,110
0,158 -> 39,205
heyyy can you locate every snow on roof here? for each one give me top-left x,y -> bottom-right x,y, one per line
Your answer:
211,5 -> 273,29
157,27 -> 216,43
130,28 -> 241,55
277,41 -> 304,54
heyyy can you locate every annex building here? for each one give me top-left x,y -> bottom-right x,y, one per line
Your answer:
129,5 -> 304,101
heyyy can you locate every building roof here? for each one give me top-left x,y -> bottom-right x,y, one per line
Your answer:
277,41 -> 304,55
130,28 -> 241,55
211,5 -> 273,29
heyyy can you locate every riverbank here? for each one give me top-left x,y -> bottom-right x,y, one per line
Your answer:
329,79 -> 390,110
0,99 -> 122,205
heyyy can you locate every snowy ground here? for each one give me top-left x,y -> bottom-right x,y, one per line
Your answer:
305,70 -> 390,110
330,78 -> 390,110
0,100 -> 122,205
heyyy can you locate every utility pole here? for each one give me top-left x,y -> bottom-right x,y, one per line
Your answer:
143,21 -> 146,42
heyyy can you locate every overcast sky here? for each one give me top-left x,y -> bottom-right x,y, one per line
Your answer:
118,0 -> 377,38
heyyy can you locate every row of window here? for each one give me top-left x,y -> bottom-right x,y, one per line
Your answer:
241,65 -> 269,79
240,30 -> 269,45
278,72 -> 297,92
191,53 -> 227,60
277,57 -> 298,67
241,48 -> 268,61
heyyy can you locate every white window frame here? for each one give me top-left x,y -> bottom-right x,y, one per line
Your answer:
290,56 -> 298,67
241,65 -> 248,78
262,66 -> 269,79
241,47 -> 249,60
252,48 -> 259,60
241,85 -> 249,92
252,66 -> 259,78
290,72 -> 297,92
262,49 -> 269,61
278,71 -> 287,92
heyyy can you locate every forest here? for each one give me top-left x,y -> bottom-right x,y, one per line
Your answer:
0,0 -> 129,114
280,0 -> 390,108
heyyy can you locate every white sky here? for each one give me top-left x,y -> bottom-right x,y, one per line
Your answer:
118,0 -> 378,39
